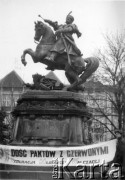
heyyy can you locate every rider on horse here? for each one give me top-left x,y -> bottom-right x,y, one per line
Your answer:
21,13 -> 99,91
44,12 -> 82,64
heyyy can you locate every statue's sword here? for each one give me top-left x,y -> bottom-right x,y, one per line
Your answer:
60,33 -> 71,66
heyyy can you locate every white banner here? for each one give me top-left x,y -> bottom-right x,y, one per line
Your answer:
0,139 -> 117,166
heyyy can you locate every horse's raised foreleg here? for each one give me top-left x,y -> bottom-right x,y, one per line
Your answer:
21,48 -> 37,66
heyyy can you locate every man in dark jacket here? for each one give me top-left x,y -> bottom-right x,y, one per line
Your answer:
113,130 -> 125,179
100,130 -> 125,179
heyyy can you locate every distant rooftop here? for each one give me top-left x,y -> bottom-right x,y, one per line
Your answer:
0,70 -> 111,92
84,79 -> 112,92
45,71 -> 63,86
0,70 -> 24,88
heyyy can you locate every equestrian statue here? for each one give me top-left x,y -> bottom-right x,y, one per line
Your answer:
21,12 -> 99,91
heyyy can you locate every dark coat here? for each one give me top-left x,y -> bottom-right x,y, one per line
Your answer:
113,138 -> 125,176
44,20 -> 82,56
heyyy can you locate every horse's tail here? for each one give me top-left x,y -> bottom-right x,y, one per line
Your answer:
79,57 -> 99,84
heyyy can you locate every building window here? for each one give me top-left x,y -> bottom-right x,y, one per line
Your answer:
2,96 -> 11,107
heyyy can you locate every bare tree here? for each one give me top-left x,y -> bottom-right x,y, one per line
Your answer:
91,31 -> 125,138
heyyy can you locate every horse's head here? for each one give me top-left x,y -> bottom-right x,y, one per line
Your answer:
34,21 -> 45,42
34,21 -> 56,44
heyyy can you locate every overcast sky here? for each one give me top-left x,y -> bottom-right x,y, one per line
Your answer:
0,0 -> 125,84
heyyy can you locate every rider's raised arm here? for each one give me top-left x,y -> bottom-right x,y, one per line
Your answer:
44,19 -> 59,31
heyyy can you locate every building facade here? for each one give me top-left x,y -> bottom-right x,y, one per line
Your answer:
0,71 -> 25,123
83,80 -> 118,143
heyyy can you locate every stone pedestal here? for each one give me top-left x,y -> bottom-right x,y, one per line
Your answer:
12,90 -> 92,145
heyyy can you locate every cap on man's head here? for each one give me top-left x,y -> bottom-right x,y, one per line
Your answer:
66,11 -> 74,22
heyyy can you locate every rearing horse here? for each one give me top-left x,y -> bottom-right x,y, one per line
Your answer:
21,21 -> 99,90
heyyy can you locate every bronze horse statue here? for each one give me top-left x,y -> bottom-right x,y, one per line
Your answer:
21,21 -> 99,91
